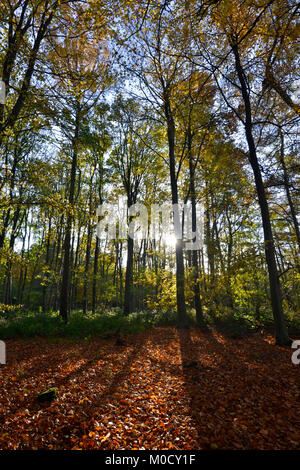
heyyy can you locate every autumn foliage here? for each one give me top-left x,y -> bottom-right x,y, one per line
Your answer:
0,327 -> 298,450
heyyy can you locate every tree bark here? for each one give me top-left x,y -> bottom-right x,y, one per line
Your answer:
188,124 -> 204,325
162,85 -> 188,328
59,104 -> 80,323
232,42 -> 290,345
123,213 -> 134,316
278,129 -> 300,254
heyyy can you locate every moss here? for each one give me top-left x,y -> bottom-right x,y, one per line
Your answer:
37,387 -> 57,402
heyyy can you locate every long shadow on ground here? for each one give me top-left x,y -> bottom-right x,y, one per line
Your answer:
178,327 -> 299,450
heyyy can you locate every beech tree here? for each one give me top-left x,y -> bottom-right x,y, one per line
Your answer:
204,0 -> 293,344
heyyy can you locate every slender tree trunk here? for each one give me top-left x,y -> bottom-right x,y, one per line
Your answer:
92,236 -> 99,314
3,205 -> 21,304
0,151 -> 18,249
188,124 -> 204,325
59,104 -> 80,323
278,129 -> 300,254
118,248 -> 122,307
123,216 -> 134,316
17,211 -> 28,303
42,216 -> 51,312
225,208 -> 234,309
163,86 -> 188,328
232,42 -> 290,345
70,226 -> 80,309
205,186 -> 215,280
0,209 -> 11,249
83,219 -> 92,315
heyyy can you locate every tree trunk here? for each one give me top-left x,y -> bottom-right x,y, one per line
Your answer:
83,219 -> 92,315
188,124 -> 204,325
59,104 -> 80,323
232,42 -> 290,345
42,216 -> 51,312
123,222 -> 134,316
163,86 -> 188,328
92,236 -> 99,314
278,129 -> 300,254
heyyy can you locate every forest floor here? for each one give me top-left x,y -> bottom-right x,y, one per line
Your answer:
0,326 -> 299,450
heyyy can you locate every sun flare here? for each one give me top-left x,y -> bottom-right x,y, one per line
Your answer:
164,233 -> 177,247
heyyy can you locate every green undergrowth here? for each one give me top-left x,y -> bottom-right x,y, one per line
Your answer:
0,306 -> 298,340
0,309 -> 153,339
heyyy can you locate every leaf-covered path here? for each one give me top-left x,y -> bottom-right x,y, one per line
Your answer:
0,327 -> 299,450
